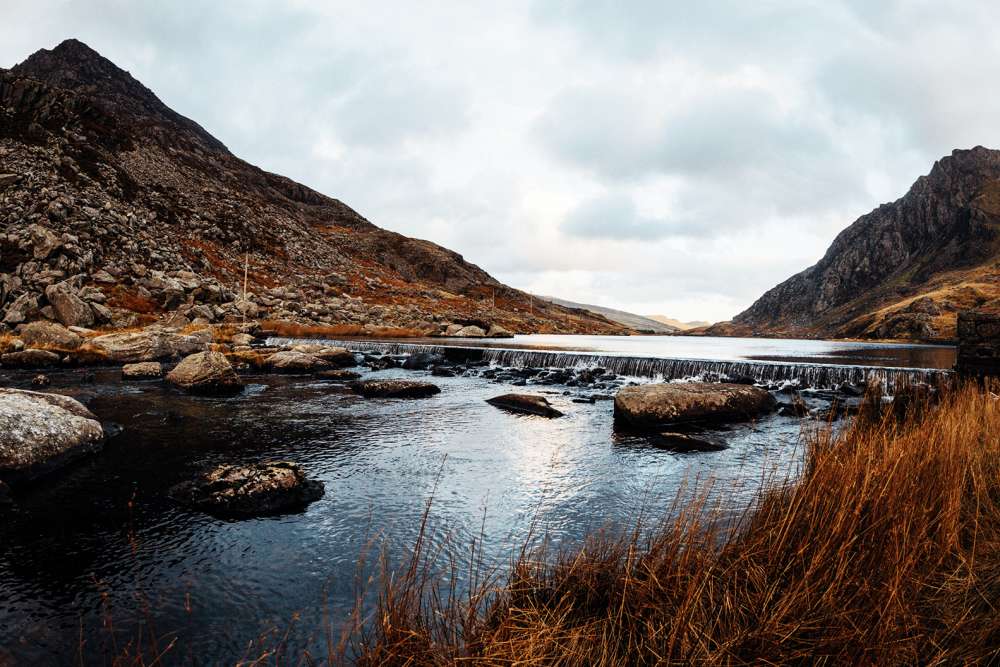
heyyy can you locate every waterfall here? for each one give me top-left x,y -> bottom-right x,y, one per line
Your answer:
268,337 -> 950,389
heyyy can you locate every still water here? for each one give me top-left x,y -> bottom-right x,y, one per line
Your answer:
0,335 -> 950,661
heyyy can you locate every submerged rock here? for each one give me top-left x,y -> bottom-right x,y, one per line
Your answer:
486,393 -> 563,418
655,432 -> 727,452
0,388 -> 105,483
265,350 -> 331,373
122,361 -> 163,379
1,349 -> 61,368
614,382 -> 776,429
349,379 -> 441,399
166,351 -> 243,395
316,369 -> 362,382
169,461 -> 324,518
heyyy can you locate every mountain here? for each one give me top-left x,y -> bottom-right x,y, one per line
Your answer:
699,147 -> 1000,342
538,296 -> 680,334
0,39 -> 626,335
645,315 -> 711,331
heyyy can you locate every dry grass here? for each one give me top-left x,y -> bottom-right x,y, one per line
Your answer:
260,319 -> 431,339
352,381 -> 1000,665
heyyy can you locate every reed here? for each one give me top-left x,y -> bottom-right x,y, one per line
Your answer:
352,380 -> 1000,664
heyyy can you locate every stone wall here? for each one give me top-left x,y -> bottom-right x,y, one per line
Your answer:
956,311 -> 1000,378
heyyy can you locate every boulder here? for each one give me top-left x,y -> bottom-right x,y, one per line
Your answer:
169,461 -> 324,518
264,350 -> 331,373
87,328 -> 208,363
486,393 -> 563,418
231,333 -> 255,347
0,389 -> 105,483
28,224 -> 62,260
316,369 -> 362,382
614,382 -> 776,429
122,362 -> 164,379
454,325 -> 486,338
18,321 -> 82,350
1,349 -> 61,368
45,281 -> 95,328
166,351 -> 243,395
290,344 -> 356,367
349,379 -> 441,399
402,351 -> 444,370
486,324 -> 515,338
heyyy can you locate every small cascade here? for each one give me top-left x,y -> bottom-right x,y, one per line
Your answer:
267,337 -> 951,389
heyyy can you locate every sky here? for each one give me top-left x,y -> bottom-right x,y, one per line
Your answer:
4,1 -> 1000,322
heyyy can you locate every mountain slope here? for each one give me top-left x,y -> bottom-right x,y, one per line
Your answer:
645,315 -> 711,331
538,296 -> 679,333
0,39 -> 625,335
704,147 -> 1000,342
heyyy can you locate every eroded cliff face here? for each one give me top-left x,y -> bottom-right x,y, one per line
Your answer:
0,39 -> 624,335
718,147 -> 1000,341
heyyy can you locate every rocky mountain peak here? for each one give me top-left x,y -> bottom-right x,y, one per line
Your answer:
11,38 -> 226,152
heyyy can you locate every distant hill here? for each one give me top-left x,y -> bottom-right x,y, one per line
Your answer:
701,147 -> 1000,342
538,297 -> 679,333
645,315 -> 712,331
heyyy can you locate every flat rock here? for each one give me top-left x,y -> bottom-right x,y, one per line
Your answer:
290,344 -> 356,367
0,388 -> 105,483
614,382 -> 776,429
454,325 -> 485,338
122,361 -> 163,379
1,349 -> 61,368
349,379 -> 441,399
86,328 -> 209,363
486,393 -> 563,418
316,369 -> 362,382
265,350 -> 331,372
166,351 -> 243,395
169,461 -> 324,518
18,321 -> 82,350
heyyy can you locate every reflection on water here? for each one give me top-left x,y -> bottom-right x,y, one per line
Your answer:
0,365 -> 805,662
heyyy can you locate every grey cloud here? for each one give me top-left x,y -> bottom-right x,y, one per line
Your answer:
561,192 -> 701,241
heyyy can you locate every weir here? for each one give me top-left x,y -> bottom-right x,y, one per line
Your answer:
268,338 -> 951,389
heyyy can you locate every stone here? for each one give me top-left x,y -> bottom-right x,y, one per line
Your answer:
264,350 -> 331,373
316,369 -> 362,382
87,328 -> 208,363
231,333 -> 255,346
486,393 -> 563,418
486,324 -> 515,338
122,361 -> 163,379
28,224 -> 62,260
402,351 -> 444,370
349,379 -> 441,399
454,325 -> 486,338
18,321 -> 82,350
654,432 -> 727,452
290,344 -> 356,367
45,281 -> 95,327
614,382 -> 776,429
169,461 -> 324,518
0,388 -> 105,483
166,351 -> 243,395
31,374 -> 50,388
1,349 -> 61,368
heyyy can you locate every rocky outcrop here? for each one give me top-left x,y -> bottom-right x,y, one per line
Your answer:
486,393 -> 563,418
614,382 -> 776,429
349,379 -> 441,399
718,147 -> 1000,341
169,461 -> 324,518
166,351 -> 243,395
0,388 -> 104,483
122,361 -> 163,379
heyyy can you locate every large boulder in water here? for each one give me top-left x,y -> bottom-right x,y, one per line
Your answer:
614,382 -> 776,429
166,351 -> 243,395
265,350 -> 331,373
349,379 -> 441,399
122,361 -> 164,379
486,393 -> 563,418
169,461 -> 324,518
0,388 -> 105,483
1,349 -> 61,368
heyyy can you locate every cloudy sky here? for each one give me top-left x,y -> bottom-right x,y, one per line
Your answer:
4,1 -> 1000,322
